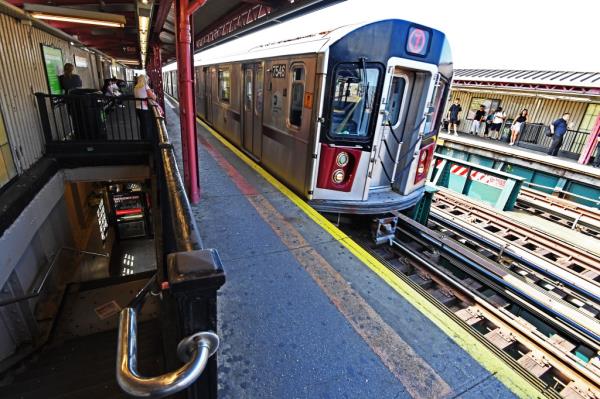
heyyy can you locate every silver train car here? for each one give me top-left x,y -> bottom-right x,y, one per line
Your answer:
163,18 -> 453,214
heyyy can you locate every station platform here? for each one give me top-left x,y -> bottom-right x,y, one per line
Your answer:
162,99 -> 533,398
438,132 -> 600,184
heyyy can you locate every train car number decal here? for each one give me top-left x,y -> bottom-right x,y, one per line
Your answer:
272,64 -> 286,78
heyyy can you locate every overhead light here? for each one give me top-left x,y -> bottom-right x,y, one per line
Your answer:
24,4 -> 125,28
32,14 -> 124,27
117,59 -> 140,65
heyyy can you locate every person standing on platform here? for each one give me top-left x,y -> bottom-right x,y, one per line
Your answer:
490,107 -> 506,140
484,109 -> 495,138
59,63 -> 82,94
547,112 -> 570,156
509,108 -> 528,146
134,75 -> 157,140
447,99 -> 462,136
470,105 -> 486,136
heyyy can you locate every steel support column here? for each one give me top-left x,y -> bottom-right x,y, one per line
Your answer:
147,43 -> 165,111
577,113 -> 600,165
176,0 -> 206,204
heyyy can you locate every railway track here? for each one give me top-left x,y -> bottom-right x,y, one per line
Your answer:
345,213 -> 600,399
431,190 -> 600,304
516,187 -> 600,238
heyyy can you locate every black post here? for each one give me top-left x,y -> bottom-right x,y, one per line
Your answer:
166,250 -> 225,399
35,93 -> 53,143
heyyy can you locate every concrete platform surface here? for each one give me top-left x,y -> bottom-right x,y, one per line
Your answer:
163,99 -> 520,399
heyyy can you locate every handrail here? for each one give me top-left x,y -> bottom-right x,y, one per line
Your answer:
151,104 -> 203,253
116,307 -> 219,398
0,246 -> 109,307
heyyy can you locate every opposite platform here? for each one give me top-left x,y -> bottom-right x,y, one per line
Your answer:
163,98 -> 532,398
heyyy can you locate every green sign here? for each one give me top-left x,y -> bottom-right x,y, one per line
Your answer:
41,45 -> 63,95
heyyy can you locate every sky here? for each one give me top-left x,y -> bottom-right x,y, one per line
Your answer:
277,0 -> 600,72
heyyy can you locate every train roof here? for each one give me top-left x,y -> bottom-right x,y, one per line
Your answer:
162,16 -> 446,70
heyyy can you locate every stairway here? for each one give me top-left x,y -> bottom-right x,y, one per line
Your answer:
0,318 -> 163,399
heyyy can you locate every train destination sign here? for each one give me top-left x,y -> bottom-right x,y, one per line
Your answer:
272,64 -> 286,78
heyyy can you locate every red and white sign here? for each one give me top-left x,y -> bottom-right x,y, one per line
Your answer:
438,159 -> 506,189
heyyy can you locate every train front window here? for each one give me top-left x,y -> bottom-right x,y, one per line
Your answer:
330,64 -> 380,138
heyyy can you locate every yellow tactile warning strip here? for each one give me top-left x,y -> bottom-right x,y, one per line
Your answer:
193,116 -> 543,399
167,96 -> 541,397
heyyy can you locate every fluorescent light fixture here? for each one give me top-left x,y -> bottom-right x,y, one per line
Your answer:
117,59 -> 140,65
24,4 -> 125,28
32,13 -> 124,27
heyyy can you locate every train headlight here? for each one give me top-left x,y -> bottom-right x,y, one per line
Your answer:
332,169 -> 345,184
336,152 -> 349,167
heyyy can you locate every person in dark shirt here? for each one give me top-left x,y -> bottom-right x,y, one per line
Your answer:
484,108 -> 495,137
447,99 -> 462,136
547,112 -> 571,156
58,63 -> 82,94
470,105 -> 486,136
509,108 -> 528,145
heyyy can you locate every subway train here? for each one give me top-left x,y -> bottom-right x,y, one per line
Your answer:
163,18 -> 453,214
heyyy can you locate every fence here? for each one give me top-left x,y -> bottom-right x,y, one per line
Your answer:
35,92 -> 151,143
517,123 -> 589,159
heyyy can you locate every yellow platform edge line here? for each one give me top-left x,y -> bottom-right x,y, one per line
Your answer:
167,95 -> 540,398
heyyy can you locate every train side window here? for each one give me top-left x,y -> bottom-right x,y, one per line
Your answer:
329,63 -> 380,138
218,68 -> 231,103
289,66 -> 305,128
386,76 -> 406,126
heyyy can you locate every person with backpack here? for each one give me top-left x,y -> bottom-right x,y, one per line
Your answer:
446,99 -> 462,136
547,112 -> 570,156
484,108 -> 495,138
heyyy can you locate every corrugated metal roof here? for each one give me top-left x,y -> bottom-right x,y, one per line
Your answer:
454,69 -> 600,89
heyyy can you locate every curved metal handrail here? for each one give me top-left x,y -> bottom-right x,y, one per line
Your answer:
116,308 -> 219,398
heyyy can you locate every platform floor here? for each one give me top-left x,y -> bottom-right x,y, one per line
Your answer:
163,100 -> 524,398
439,132 -> 600,179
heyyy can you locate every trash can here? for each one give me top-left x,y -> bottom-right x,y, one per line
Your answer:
67,88 -> 107,140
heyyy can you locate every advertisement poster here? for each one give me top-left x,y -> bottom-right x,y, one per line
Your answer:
41,45 -> 63,95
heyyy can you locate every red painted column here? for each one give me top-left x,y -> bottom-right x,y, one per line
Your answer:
176,0 -> 200,203
577,113 -> 600,165
147,43 -> 164,111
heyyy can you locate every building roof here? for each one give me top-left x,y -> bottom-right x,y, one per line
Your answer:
454,69 -> 600,87
453,69 -> 600,95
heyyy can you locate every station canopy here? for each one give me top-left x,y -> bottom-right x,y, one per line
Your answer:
6,0 -> 342,68
453,69 -> 600,96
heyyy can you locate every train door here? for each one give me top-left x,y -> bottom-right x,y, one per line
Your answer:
242,63 -> 263,160
368,66 -> 413,190
204,67 -> 213,124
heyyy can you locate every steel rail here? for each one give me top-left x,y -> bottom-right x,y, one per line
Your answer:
428,211 -> 600,304
433,190 -> 600,275
393,216 -> 600,347
350,233 -> 588,398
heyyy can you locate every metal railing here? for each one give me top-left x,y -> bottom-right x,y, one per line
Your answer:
114,103 -> 225,399
35,92 -> 152,143
0,247 -> 108,308
116,275 -> 219,399
517,123 -> 590,159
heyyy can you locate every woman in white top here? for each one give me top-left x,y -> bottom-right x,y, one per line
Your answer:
134,75 -> 157,140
